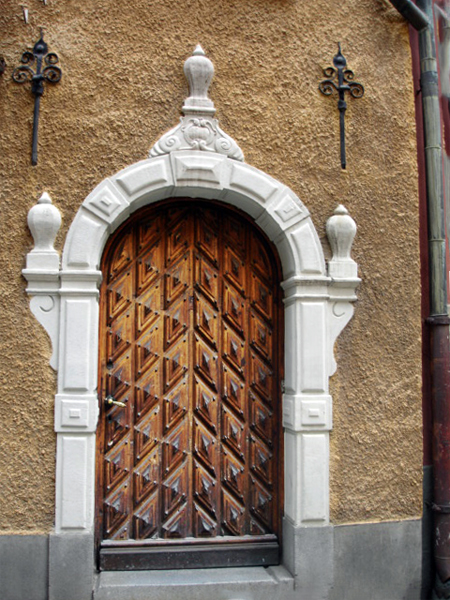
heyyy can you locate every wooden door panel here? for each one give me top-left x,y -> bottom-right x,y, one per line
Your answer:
97,201 -> 282,570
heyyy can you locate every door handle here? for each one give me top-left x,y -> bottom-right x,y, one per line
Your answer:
105,395 -> 126,408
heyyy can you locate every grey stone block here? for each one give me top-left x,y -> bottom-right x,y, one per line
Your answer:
0,534 -> 49,600
282,520 -> 334,599
49,532 -> 94,600
94,565 -> 295,600
330,519 -> 422,600
422,465 -> 433,600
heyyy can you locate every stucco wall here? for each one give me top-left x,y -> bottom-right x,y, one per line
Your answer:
0,0 -> 421,532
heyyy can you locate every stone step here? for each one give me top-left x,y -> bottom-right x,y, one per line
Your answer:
94,565 -> 295,600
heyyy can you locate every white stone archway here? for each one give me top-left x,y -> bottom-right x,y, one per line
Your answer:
22,46 -> 359,600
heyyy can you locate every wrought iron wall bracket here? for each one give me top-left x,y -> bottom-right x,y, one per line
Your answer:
12,32 -> 62,166
319,44 -> 364,169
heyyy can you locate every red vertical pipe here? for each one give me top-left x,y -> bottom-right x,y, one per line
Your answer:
429,315 -> 450,583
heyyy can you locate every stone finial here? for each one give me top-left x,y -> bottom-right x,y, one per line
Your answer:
326,204 -> 358,279
183,45 -> 215,115
149,45 -> 244,161
26,191 -> 61,271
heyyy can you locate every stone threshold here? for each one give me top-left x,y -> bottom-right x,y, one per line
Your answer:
94,564 -> 295,600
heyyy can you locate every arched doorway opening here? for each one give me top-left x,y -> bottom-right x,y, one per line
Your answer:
96,200 -> 284,570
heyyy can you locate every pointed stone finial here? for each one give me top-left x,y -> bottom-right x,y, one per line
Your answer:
149,45 -> 244,161
183,44 -> 215,115
26,191 -> 61,270
326,204 -> 358,278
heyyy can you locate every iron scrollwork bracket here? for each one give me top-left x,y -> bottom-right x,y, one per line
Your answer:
319,44 -> 364,169
12,31 -> 62,166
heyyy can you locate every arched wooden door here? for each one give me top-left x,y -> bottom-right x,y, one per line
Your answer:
96,201 -> 283,570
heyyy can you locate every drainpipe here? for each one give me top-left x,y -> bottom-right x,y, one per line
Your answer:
389,0 -> 450,595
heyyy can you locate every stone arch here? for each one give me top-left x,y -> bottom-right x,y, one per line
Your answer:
63,153 -> 325,280
25,149 -> 358,539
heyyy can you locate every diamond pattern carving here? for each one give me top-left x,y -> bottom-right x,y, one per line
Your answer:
194,294 -> 218,349
165,254 -> 190,307
195,337 -> 218,390
107,354 -> 132,401
107,310 -> 132,363
167,219 -> 190,265
164,296 -> 188,349
251,232 -> 274,284
135,327 -> 161,378
223,215 -> 246,254
163,464 -> 188,517
222,491 -> 244,536
98,202 -> 281,550
136,287 -> 161,335
104,482 -> 130,538
194,505 -> 218,537
250,393 -> 273,446
137,242 -> 163,292
163,380 -> 188,432
222,407 -> 245,460
195,255 -> 219,309
195,212 -> 219,266
105,440 -> 131,492
194,419 -> 216,473
223,324 -> 245,376
222,369 -> 245,416
162,504 -> 188,539
223,283 -> 245,335
134,492 -> 159,539
107,229 -> 133,281
224,245 -> 245,293
138,215 -> 162,252
251,274 -> 273,323
250,354 -> 273,405
222,452 -> 245,501
250,311 -> 273,363
250,436 -> 273,486
250,479 -> 273,530
162,421 -> 188,475
164,342 -> 187,390
194,379 -> 218,432
107,269 -> 133,323
135,369 -> 161,418
194,463 -> 217,516
134,449 -> 159,506
135,407 -> 159,461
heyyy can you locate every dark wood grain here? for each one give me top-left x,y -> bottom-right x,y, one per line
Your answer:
96,200 -> 283,569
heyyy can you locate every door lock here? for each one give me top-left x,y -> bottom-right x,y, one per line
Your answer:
105,395 -> 126,408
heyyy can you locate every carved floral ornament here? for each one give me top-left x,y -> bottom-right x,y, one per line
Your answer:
22,45 -> 359,544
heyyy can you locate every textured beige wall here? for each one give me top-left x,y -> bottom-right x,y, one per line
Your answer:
0,0 -> 421,532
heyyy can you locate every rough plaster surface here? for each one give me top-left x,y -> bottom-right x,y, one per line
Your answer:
0,0 -> 421,531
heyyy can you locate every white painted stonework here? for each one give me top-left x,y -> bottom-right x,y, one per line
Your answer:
22,47 -> 359,568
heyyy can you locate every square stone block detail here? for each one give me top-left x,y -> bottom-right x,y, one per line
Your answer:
230,163 -> 279,204
83,180 -> 130,224
61,399 -> 88,427
301,400 -> 327,426
55,395 -> 99,432
172,152 -> 226,187
115,158 -> 173,198
283,395 -> 332,431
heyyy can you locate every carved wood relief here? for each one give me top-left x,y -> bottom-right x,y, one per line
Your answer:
96,200 -> 283,567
